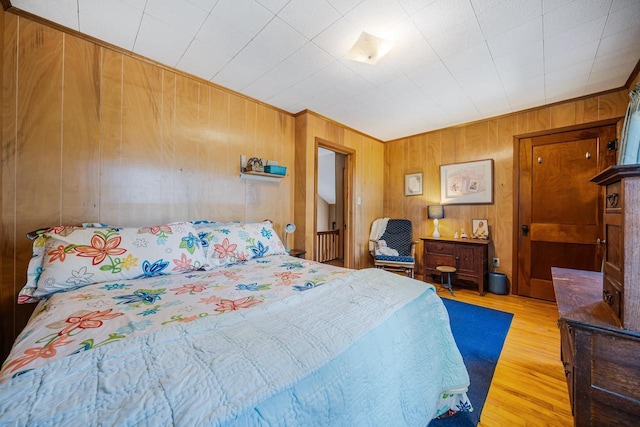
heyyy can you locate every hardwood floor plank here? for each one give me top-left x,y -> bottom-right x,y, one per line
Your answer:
435,286 -> 573,426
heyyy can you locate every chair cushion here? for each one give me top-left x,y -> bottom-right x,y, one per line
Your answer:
379,219 -> 412,256
375,255 -> 414,263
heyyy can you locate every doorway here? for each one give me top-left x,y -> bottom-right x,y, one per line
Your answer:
315,139 -> 354,268
515,123 -> 617,301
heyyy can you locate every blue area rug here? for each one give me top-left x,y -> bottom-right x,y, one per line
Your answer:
428,298 -> 513,427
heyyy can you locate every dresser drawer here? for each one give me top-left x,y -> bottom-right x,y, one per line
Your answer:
425,241 -> 454,255
603,275 -> 622,322
424,254 -> 455,271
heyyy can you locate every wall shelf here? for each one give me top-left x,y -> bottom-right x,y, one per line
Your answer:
240,170 -> 284,182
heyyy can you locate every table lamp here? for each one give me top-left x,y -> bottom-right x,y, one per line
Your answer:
427,205 -> 445,238
284,223 -> 296,253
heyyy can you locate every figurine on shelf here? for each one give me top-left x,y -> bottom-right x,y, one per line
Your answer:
460,229 -> 468,239
453,231 -> 459,239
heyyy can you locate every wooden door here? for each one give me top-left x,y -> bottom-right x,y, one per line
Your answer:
517,125 -> 616,300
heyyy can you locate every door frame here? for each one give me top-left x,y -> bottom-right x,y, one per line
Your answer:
511,118 -> 622,296
315,138 -> 355,268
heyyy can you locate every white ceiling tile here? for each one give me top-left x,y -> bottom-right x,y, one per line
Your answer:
588,61 -> 636,85
427,17 -> 485,58
470,0 -> 510,14
313,18 -> 362,58
442,43 -> 493,76
144,0 -> 210,36
134,14 -> 193,67
544,16 -> 606,58
378,75 -> 417,98
494,41 -> 544,76
176,38 -> 231,80
245,42 -> 333,99
344,0 -> 409,34
477,0 -> 542,40
503,75 -> 545,96
584,77 -> 628,95
422,78 -> 473,109
185,0 -> 219,13
542,0 -> 575,14
411,0 -> 476,40
14,0 -> 79,29
487,17 -> 542,60
593,44 -> 640,71
597,29 -> 640,57
325,0 -> 363,15
79,0 -> 142,51
120,0 -> 146,10
278,0 -> 341,39
383,19 -> 440,72
545,83 -> 585,103
603,0 -> 640,36
500,66 -> 545,92
255,0 -> 290,14
407,60 -> 453,88
214,17 -> 307,89
543,0 -> 612,38
544,40 -> 599,73
546,64 -> 591,85
196,0 -> 273,49
398,0 -> 437,15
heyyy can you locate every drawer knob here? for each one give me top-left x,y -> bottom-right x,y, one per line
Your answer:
603,289 -> 613,305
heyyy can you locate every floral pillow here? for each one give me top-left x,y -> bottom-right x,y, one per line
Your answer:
31,222 -> 208,299
197,221 -> 286,268
17,228 -> 51,304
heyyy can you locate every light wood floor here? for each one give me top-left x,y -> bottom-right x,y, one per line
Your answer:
434,285 -> 574,426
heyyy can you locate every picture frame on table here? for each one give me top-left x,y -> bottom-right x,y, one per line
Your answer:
472,219 -> 489,240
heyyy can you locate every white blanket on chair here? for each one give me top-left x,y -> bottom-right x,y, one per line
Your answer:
369,218 -> 389,252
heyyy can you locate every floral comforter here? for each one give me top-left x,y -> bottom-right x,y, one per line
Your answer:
1,254 -> 350,381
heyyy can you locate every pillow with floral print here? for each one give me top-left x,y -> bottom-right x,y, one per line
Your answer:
198,221 -> 286,269
32,222 -> 208,299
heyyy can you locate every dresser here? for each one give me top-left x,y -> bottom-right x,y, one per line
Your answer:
590,165 -> 640,331
420,237 -> 490,295
552,267 -> 640,426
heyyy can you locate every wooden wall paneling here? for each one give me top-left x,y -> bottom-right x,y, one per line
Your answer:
228,95 -> 249,221
14,18 -> 64,345
576,97 -> 599,124
61,34 -> 101,224
172,74 -> 200,221
160,70 -> 176,220
550,103 -> 576,129
1,10 -> 17,359
278,112 -> 295,236
208,87 -> 231,222
99,49 -> 124,226
195,83 -> 211,221
526,107 -> 551,133
293,113 -> 307,252
246,104 -> 278,224
120,56 -> 163,225
384,138 -> 405,218
496,115 -> 518,281
598,90 -> 629,120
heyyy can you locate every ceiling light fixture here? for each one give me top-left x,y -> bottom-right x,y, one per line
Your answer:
347,31 -> 393,65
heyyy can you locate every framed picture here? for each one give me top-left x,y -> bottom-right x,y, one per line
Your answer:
440,159 -> 493,205
472,219 -> 489,239
405,172 -> 423,196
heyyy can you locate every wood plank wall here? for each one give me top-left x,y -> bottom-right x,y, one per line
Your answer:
295,112 -> 384,269
384,89 -> 631,288
1,14 -> 295,358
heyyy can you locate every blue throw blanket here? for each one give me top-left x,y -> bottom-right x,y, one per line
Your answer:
0,269 -> 470,425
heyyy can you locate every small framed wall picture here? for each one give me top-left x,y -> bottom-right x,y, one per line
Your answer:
472,219 -> 489,239
405,172 -> 423,196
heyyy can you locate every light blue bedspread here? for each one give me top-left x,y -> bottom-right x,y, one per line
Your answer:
0,268 -> 470,425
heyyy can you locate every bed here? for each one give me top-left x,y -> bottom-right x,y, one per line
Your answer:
0,220 -> 472,425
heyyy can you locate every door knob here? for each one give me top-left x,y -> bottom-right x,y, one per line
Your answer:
596,238 -> 606,245
522,225 -> 529,236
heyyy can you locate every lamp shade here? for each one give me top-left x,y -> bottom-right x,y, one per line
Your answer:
427,205 -> 444,219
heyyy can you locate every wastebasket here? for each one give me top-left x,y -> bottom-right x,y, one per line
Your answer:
488,272 -> 509,295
